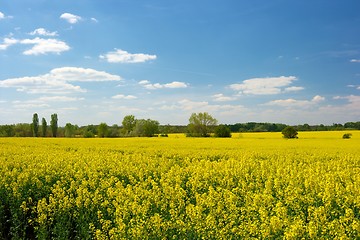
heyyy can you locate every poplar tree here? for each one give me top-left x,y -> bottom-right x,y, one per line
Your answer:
41,117 -> 47,137
32,113 -> 39,137
50,113 -> 58,137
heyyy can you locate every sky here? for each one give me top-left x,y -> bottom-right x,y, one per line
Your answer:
1,0 -> 360,126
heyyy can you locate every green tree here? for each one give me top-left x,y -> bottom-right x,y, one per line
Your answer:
187,112 -> 218,137
0,125 -> 15,137
282,126 -> 298,139
98,123 -> 109,138
134,119 -> 159,137
50,113 -> 58,137
32,113 -> 39,137
122,115 -> 136,135
41,118 -> 47,137
214,124 -> 232,138
64,123 -> 75,138
342,133 -> 352,139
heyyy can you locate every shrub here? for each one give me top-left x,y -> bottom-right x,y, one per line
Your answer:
282,126 -> 298,139
342,133 -> 352,139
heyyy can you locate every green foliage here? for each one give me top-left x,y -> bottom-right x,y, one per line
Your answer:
64,123 -> 75,138
122,115 -> 136,135
98,123 -> 109,138
50,113 -> 58,137
342,133 -> 352,139
41,118 -> 47,137
214,124 -> 232,138
32,113 -> 39,137
282,126 -> 298,139
134,119 -> 159,137
0,125 -> 15,137
187,112 -> 218,137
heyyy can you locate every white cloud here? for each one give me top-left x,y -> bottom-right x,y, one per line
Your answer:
0,67 -> 122,94
91,17 -> 98,23
38,96 -> 84,102
312,95 -> 325,102
350,59 -> 360,63
139,80 -> 188,89
284,86 -> 304,92
100,49 -> 157,63
229,76 -> 299,95
264,95 -> 325,108
48,67 -> 122,82
164,81 -> 188,88
60,13 -> 82,24
212,93 -> 236,102
318,95 -> 360,120
20,37 -> 70,55
177,99 -> 246,114
0,11 -> 12,20
112,94 -> 137,100
0,38 -> 18,50
348,85 -> 360,90
29,28 -> 58,36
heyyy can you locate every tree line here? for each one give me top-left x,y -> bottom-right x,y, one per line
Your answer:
0,112 -> 359,138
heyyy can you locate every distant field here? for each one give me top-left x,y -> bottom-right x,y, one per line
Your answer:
1,131 -> 359,239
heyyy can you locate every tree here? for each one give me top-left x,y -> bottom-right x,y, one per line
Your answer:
214,125 -> 232,138
50,113 -> 58,137
41,118 -> 47,137
187,112 -> 218,137
98,123 -> 108,138
282,126 -> 298,139
32,113 -> 39,137
122,115 -> 136,135
64,123 -> 75,138
134,119 -> 159,137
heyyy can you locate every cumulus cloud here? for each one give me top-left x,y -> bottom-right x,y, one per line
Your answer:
112,94 -> 137,100
212,93 -> 236,102
229,76 -> 299,95
0,38 -> 18,50
312,95 -> 325,102
264,95 -> 325,108
139,80 -> 188,89
100,49 -> 157,63
20,37 -> 70,55
29,28 -> 58,36
0,67 -> 122,94
60,13 -> 82,24
0,11 -> 12,20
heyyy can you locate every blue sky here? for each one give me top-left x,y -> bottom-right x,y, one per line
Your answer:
1,0 -> 360,126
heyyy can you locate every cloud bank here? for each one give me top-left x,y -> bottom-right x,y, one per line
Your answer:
0,67 -> 122,94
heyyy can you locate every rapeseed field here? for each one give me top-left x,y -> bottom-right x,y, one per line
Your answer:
0,131 -> 359,239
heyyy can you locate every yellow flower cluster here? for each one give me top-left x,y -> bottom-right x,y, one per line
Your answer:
0,131 -> 359,239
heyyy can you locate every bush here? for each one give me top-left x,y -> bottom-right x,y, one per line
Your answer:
342,133 -> 352,139
214,125 -> 232,138
282,126 -> 298,139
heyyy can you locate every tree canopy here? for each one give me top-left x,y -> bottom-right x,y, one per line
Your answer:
187,112 -> 218,137
282,126 -> 298,139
